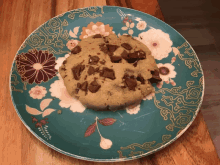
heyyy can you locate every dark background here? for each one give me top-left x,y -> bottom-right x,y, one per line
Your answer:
158,0 -> 220,156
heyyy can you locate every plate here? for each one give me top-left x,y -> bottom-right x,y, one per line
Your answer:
10,6 -> 204,162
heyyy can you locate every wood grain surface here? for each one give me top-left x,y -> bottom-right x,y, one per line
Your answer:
0,0 -> 219,164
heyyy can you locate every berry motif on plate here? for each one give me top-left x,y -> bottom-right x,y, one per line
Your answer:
85,117 -> 117,150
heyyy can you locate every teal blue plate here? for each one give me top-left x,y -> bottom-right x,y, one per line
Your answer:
10,6 -> 204,162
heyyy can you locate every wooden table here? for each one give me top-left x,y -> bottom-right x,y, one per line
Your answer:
0,0 -> 219,164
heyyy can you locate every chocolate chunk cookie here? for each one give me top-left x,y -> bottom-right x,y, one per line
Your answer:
59,34 -> 161,111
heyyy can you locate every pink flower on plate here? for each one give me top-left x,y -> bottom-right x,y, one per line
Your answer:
29,85 -> 47,99
66,39 -> 79,50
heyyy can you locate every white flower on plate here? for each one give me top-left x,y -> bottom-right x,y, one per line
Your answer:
157,63 -> 177,82
85,29 -> 95,37
85,24 -> 109,37
55,54 -> 70,79
121,22 -> 135,35
126,104 -> 141,115
137,29 -> 173,60
66,39 -> 79,50
29,86 -> 47,99
136,21 -> 147,30
49,79 -> 86,113
143,92 -> 155,100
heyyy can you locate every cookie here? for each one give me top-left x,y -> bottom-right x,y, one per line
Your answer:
59,34 -> 162,111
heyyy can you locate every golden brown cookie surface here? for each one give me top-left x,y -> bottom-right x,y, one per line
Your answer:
59,34 -> 161,111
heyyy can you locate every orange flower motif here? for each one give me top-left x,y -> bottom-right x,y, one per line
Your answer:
79,22 -> 113,40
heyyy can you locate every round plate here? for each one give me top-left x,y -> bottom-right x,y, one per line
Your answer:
10,6 -> 204,162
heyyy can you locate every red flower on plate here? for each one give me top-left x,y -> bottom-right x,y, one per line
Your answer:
15,49 -> 57,84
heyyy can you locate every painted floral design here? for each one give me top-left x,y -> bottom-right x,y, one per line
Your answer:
49,79 -> 86,113
29,85 -> 47,99
51,54 -> 86,113
55,54 -> 70,79
143,92 -> 155,100
156,63 -> 177,87
31,116 -> 51,140
171,57 -> 176,64
66,39 -> 79,50
157,63 -> 177,81
85,117 -> 116,150
136,21 -> 147,30
79,22 -> 113,39
121,22 -> 135,36
32,117 -> 49,128
69,26 -> 80,38
122,15 -> 133,24
172,47 -> 180,56
126,104 -> 141,115
26,98 -> 56,117
136,29 -> 173,60
15,49 -> 57,84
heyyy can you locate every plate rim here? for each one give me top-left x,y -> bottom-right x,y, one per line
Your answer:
9,5 -> 205,162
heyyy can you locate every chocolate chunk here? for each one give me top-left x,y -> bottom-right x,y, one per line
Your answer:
71,46 -> 81,54
133,60 -> 138,67
103,37 -> 109,43
111,56 -> 122,63
61,67 -> 66,71
100,59 -> 106,65
84,75 -> 87,80
88,80 -> 101,93
122,50 -> 146,63
95,67 -> 99,72
99,44 -> 108,54
121,43 -> 132,50
137,74 -> 145,84
135,50 -> 146,59
127,52 -> 139,63
75,88 -> 79,94
64,75 -> 67,78
81,81 -> 88,91
123,73 -> 129,79
77,83 -> 81,88
107,44 -> 119,52
121,52 -> 138,63
89,55 -> 100,65
100,67 -> 116,80
124,76 -> 137,90
88,66 -> 99,75
93,34 -> 102,38
63,60 -> 67,64
149,70 -> 162,84
72,64 -> 85,80
121,50 -> 129,59
88,66 -> 95,75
